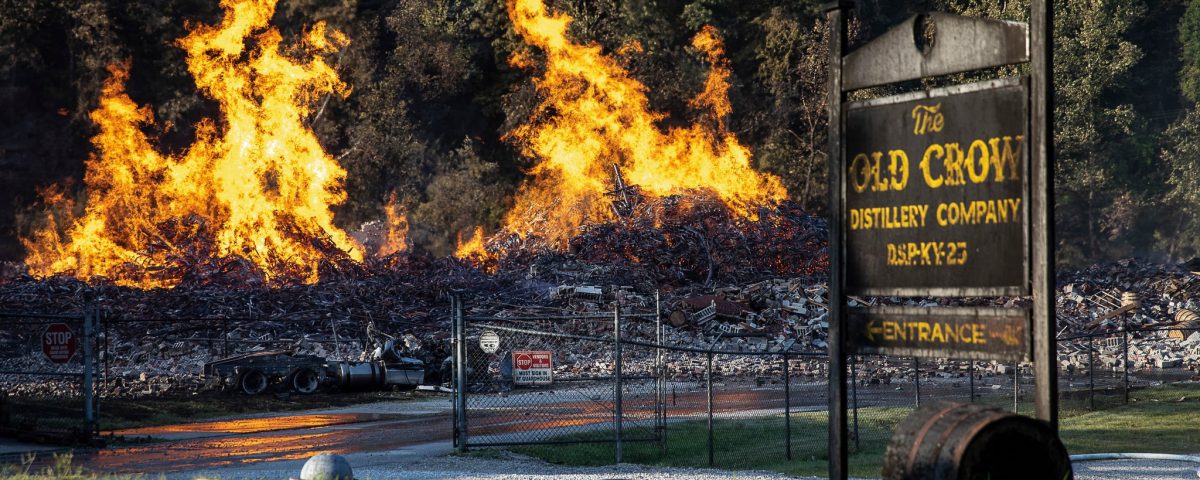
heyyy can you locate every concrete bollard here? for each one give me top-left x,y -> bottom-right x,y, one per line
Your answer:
299,453 -> 353,480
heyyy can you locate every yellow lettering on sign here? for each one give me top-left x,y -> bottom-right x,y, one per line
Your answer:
918,135 -> 1023,189
988,135 -> 1023,181
935,198 -> 1021,227
847,205 -> 929,230
870,151 -> 886,192
920,144 -> 945,189
943,143 -> 965,186
850,153 -> 870,193
885,241 -> 969,266
966,139 -> 991,183
887,150 -> 909,191
850,150 -> 908,193
911,103 -> 944,135
874,320 -> 989,346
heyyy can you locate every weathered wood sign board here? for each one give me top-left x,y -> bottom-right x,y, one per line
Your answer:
844,79 -> 1028,297
848,305 -> 1029,361
823,4 -> 1056,479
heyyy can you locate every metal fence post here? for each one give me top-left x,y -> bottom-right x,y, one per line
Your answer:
913,357 -> 920,408
1013,363 -> 1019,413
102,312 -> 110,393
851,355 -> 859,451
784,353 -> 791,461
1123,316 -> 1130,405
454,293 -> 468,453
83,300 -> 96,440
656,290 -> 665,454
707,350 -> 714,467
614,307 -> 623,464
450,294 -> 459,450
969,361 -> 976,402
1088,336 -> 1095,410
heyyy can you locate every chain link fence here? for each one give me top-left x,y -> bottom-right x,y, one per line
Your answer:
453,292 -> 1200,472
0,307 -> 99,444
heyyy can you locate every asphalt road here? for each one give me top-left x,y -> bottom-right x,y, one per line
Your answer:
4,380 -> 1195,479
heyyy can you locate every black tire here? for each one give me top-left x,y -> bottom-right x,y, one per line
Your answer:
238,369 -> 268,395
291,368 -> 320,394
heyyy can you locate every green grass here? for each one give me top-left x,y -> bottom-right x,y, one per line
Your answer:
1060,383 -> 1200,454
0,453 -> 152,480
513,407 -> 911,478
509,383 -> 1200,478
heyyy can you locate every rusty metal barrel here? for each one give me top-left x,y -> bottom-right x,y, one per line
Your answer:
882,401 -> 1072,480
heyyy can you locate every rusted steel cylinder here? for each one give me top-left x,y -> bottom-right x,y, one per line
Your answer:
336,362 -> 385,390
882,401 -> 1072,480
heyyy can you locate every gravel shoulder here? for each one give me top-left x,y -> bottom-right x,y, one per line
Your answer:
160,446 -> 1200,480
174,449 -> 824,480
1072,459 -> 1199,480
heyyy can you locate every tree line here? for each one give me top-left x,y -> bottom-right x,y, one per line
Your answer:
0,0 -> 1195,265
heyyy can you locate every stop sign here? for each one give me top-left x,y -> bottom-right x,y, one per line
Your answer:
42,323 -> 76,364
515,353 -> 532,370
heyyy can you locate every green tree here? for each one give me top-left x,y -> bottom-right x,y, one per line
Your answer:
1181,0 -> 1200,102
750,8 -> 830,210
938,0 -> 1152,263
1160,110 -> 1200,258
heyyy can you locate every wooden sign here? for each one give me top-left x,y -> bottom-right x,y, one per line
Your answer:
844,79 -> 1028,297
848,306 -> 1029,362
824,5 -> 1056,478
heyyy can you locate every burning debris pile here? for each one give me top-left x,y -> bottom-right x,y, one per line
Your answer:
22,0 -> 361,289
8,0 -> 1200,402
479,194 -> 828,286
0,194 -> 832,397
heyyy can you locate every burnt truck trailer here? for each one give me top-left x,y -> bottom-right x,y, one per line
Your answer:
204,345 -> 426,395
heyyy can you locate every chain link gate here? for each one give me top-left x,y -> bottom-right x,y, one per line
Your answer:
450,293 -> 665,461
0,302 -> 100,444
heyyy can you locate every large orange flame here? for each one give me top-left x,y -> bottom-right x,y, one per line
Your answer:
378,193 -> 409,257
501,0 -> 788,246
22,0 -> 360,288
454,226 -> 488,262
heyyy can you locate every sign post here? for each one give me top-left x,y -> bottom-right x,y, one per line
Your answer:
825,2 -> 1055,478
42,323 -> 77,364
823,4 -> 852,480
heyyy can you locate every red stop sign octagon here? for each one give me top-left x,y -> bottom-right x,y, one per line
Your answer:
42,323 -> 76,364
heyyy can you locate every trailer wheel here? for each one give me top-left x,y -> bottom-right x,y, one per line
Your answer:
238,369 -> 268,395
291,368 -> 320,394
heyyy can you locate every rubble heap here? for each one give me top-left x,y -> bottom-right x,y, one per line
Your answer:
6,196 -> 1200,398
1056,258 -> 1200,377
0,196 -> 832,397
